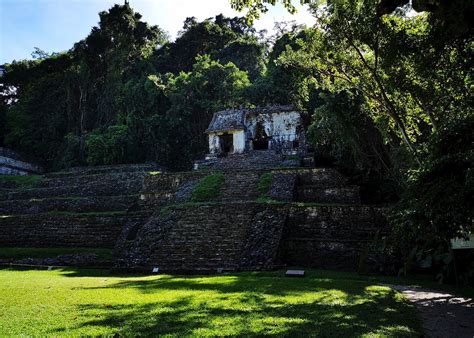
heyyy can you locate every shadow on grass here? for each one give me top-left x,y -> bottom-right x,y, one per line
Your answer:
56,272 -> 421,336
57,267 -> 474,299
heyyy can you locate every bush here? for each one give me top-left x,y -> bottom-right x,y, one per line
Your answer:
257,172 -> 273,200
191,173 -> 225,202
391,117 -> 474,285
85,125 -> 133,166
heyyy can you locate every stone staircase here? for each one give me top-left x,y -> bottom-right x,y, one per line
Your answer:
195,150 -> 299,171
140,170 -> 263,205
115,203 -> 287,272
115,165 -> 390,273
216,171 -> 261,201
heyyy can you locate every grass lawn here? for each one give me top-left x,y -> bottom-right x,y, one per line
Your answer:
0,175 -> 42,188
0,268 -> 422,336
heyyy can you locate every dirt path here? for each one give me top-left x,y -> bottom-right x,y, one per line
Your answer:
385,284 -> 474,338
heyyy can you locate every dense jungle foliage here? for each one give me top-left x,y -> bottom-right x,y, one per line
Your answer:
0,1 -> 472,283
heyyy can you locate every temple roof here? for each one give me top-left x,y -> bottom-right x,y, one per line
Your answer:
206,109 -> 245,133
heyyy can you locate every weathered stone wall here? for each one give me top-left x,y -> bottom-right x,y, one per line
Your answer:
245,110 -> 303,153
205,106 -> 306,155
0,214 -> 146,248
139,171 -> 207,207
0,164 -> 153,249
0,195 -> 138,215
141,168 -> 301,205
3,171 -> 147,200
0,147 -> 43,175
269,172 -> 297,201
115,203 -> 287,272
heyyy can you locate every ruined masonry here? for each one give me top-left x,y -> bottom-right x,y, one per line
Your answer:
0,147 -> 43,176
0,106 -> 390,272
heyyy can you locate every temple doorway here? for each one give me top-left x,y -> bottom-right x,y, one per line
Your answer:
253,123 -> 269,150
219,133 -> 233,154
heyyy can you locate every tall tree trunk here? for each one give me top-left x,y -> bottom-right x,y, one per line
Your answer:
79,86 -> 86,163
348,39 -> 422,165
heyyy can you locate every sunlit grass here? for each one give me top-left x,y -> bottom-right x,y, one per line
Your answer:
0,268 -> 422,336
148,171 -> 162,175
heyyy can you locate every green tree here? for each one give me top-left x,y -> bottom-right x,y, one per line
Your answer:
152,15 -> 265,79
1,3 -> 168,169
85,125 -> 134,165
162,54 -> 250,168
392,117 -> 474,283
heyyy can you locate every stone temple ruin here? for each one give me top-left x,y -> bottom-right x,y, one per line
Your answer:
206,105 -> 306,156
0,105 -> 392,273
196,105 -> 313,170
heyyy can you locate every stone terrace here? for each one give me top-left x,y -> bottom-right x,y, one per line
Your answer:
1,161 -> 390,272
0,164 -> 158,248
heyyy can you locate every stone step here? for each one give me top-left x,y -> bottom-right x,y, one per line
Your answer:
3,179 -> 144,200
0,195 -> 138,215
115,203 -> 286,272
217,173 -> 260,201
45,163 -> 160,178
295,185 -> 361,204
296,168 -> 348,185
37,171 -> 147,189
199,150 -> 297,171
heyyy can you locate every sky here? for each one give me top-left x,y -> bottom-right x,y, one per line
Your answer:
0,0 -> 315,64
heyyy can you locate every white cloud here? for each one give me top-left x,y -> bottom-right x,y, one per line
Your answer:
129,0 -> 315,38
